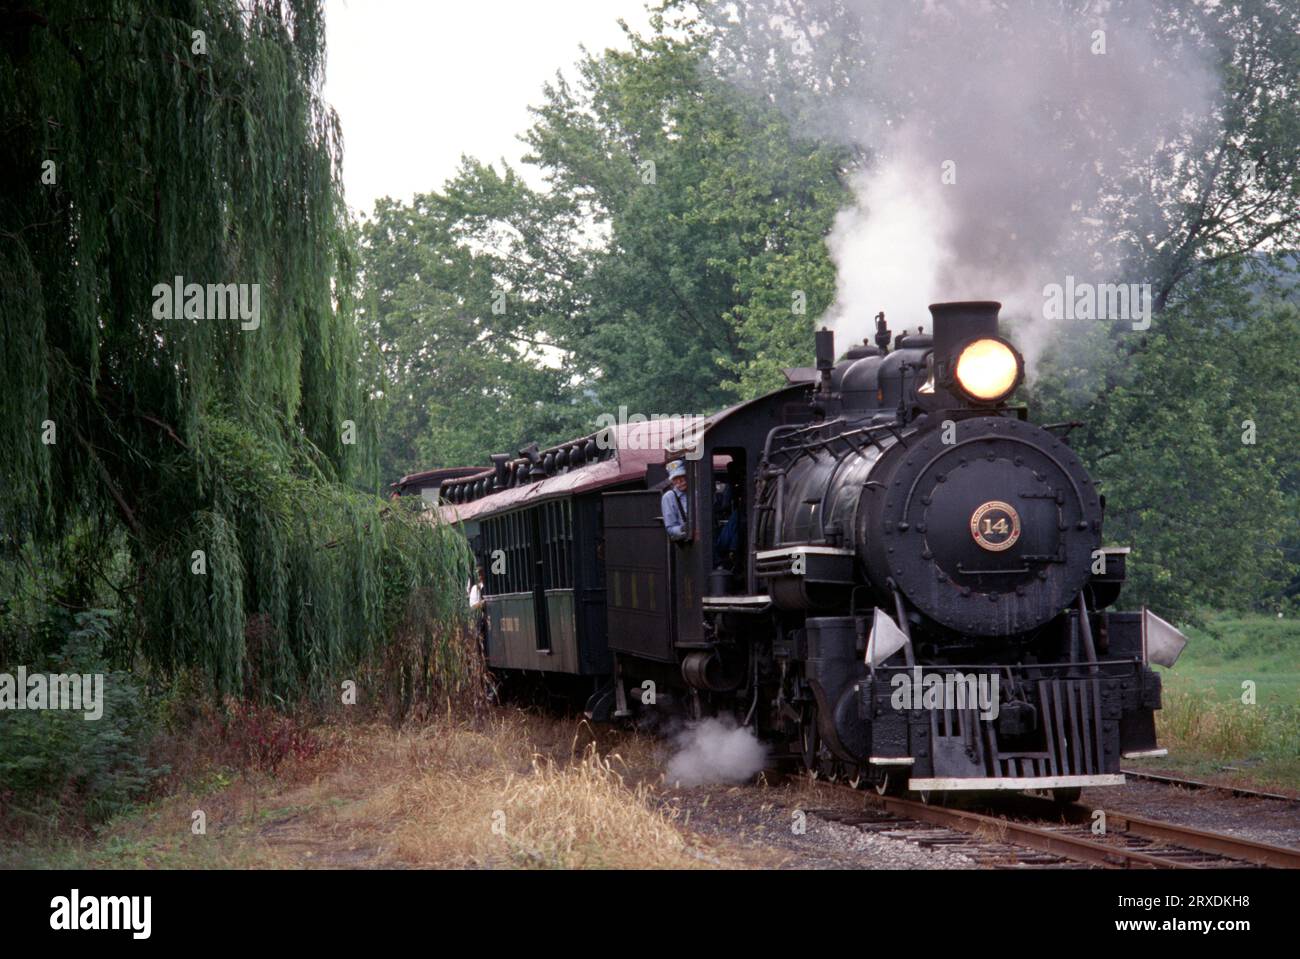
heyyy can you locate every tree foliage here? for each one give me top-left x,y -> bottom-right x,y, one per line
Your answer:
1033,263 -> 1300,620
357,171 -> 582,481
359,10 -> 850,476
0,1 -> 471,702
522,18 -> 851,406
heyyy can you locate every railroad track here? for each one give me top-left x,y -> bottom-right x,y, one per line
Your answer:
812,788 -> 1300,869
1119,767 -> 1300,804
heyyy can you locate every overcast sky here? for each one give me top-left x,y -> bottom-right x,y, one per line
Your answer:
323,0 -> 653,217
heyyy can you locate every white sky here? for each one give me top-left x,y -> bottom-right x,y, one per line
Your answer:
323,0 -> 653,217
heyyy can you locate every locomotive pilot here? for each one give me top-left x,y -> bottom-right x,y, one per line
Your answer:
661,460 -> 690,542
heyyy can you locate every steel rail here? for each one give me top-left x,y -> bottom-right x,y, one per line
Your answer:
854,789 -> 1300,869
1119,768 -> 1300,804
1073,807 -> 1300,869
858,791 -> 1184,869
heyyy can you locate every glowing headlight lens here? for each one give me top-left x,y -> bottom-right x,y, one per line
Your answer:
955,338 -> 1020,402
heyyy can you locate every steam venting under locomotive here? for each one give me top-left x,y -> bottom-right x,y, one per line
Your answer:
436,300 -> 1188,798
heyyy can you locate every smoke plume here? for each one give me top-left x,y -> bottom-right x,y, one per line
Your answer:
665,717 -> 768,786
717,0 -> 1221,372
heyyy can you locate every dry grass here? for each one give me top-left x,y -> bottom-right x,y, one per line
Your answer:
360,714 -> 701,868
2,709 -> 734,869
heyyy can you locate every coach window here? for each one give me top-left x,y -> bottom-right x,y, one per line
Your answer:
537,499 -> 574,591
482,518 -> 496,593
514,510 -> 527,594
506,511 -> 520,594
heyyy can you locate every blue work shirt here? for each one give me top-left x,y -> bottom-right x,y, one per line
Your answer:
661,486 -> 689,541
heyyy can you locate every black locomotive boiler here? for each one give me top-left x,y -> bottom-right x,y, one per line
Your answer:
429,300 -> 1187,798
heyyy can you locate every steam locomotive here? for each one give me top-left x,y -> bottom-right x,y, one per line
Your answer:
420,300 -> 1187,799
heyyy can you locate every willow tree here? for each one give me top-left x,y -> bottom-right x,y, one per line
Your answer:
0,1 -> 473,704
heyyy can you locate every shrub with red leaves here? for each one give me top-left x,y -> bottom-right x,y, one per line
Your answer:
216,701 -> 320,773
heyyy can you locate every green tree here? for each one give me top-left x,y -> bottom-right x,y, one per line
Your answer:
1032,259 -> 1300,620
359,10 -> 852,480
523,13 -> 851,409
357,165 -> 585,478
0,1 -> 471,702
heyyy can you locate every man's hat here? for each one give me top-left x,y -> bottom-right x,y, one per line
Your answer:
667,460 -> 686,479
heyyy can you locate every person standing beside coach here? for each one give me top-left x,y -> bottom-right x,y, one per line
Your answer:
661,460 -> 690,543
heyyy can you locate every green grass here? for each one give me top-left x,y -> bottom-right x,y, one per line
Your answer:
1141,612 -> 1300,792
0,793 -> 285,870
1160,612 -> 1300,706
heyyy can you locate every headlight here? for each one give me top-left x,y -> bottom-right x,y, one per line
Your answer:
954,338 -> 1021,403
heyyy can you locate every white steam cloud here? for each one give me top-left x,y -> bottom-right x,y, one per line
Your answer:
665,717 -> 768,786
718,0 -> 1221,372
830,142 -> 952,342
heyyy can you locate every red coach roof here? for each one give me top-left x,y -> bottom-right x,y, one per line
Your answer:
436,416 -> 702,524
